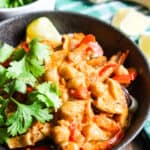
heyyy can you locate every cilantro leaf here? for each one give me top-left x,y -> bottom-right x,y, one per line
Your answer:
26,57 -> 45,78
0,96 -> 8,126
18,72 -> 36,87
12,48 -> 25,61
0,41 -> 14,63
28,39 -> 50,64
0,128 -> 9,144
6,98 -> 53,136
7,56 -> 37,88
4,79 -> 26,95
0,65 -> 9,88
0,39 -> 53,137
29,82 -> 61,109
7,57 -> 27,78
6,39 -> 50,88
26,39 -> 50,78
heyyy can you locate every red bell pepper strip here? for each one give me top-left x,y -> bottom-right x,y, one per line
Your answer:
99,63 -> 118,76
112,75 -> 131,84
69,122 -> 77,142
76,34 -> 96,48
112,68 -> 137,84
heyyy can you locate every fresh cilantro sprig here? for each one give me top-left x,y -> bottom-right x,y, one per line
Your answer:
0,65 -> 9,88
0,0 -> 36,8
0,41 -> 14,63
0,39 -> 61,141
0,128 -> 9,144
0,96 -> 8,126
6,97 -> 53,136
6,82 -> 60,136
28,82 -> 61,109
7,39 -> 50,88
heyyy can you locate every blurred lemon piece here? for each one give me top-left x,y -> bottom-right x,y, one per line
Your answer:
112,8 -> 150,36
26,17 -> 62,47
139,34 -> 150,60
112,8 -> 129,28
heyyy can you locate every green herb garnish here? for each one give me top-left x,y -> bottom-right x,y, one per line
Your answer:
0,39 -> 61,143
0,0 -> 37,8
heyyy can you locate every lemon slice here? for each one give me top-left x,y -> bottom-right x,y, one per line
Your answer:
26,17 -> 62,47
112,8 -> 150,36
139,34 -> 150,60
112,8 -> 129,28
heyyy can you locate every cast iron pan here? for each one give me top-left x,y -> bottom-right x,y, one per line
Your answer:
0,11 -> 150,150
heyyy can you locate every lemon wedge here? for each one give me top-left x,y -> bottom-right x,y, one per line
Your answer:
139,34 -> 150,60
26,17 -> 62,47
112,8 -> 150,36
112,8 -> 129,28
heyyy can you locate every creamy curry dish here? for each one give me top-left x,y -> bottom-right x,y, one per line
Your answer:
0,17 -> 138,150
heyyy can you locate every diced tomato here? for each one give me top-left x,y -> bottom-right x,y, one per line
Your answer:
99,64 -> 118,76
22,42 -> 30,52
69,122 -> 77,142
26,86 -> 33,93
69,86 -> 88,99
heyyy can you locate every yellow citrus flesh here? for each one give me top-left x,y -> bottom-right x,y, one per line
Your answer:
26,17 -> 62,47
139,34 -> 150,60
112,8 -> 150,36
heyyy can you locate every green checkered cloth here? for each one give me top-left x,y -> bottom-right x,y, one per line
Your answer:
56,0 -> 150,138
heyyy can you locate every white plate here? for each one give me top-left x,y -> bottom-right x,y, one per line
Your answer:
0,0 -> 56,20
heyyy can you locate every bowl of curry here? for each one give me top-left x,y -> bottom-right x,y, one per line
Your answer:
0,11 -> 150,150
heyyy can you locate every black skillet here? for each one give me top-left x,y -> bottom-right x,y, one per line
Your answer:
0,11 -> 150,150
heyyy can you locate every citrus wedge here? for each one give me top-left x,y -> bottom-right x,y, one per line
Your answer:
139,34 -> 150,60
112,8 -> 129,28
112,8 -> 150,36
26,17 -> 62,47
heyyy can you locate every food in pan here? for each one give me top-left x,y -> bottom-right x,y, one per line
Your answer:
0,17 -> 138,150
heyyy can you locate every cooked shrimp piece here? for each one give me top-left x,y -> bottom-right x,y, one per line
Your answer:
93,78 -> 128,115
60,101 -> 85,122
87,56 -> 107,67
61,142 -> 79,150
59,63 -> 80,80
45,67 -> 59,82
93,113 -> 120,134
82,123 -> 110,141
52,125 -> 70,144
62,35 -> 71,50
